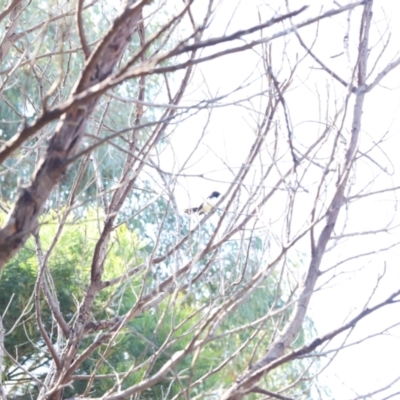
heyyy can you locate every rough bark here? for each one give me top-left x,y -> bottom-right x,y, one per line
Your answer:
0,0 -> 23,62
0,0 -> 147,271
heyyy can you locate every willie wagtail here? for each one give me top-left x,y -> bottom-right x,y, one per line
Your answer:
185,191 -> 221,215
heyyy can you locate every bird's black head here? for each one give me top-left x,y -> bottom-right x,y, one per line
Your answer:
210,191 -> 221,199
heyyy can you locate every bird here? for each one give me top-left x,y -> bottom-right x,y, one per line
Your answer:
185,191 -> 221,215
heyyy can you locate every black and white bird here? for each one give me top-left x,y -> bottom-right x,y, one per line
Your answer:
185,191 -> 221,215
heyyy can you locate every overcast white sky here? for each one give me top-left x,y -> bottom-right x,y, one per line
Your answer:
153,0 -> 400,398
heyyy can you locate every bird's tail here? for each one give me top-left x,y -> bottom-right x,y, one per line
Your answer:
185,207 -> 199,214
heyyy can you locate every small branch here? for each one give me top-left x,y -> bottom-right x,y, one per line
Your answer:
250,386 -> 295,400
0,0 -> 21,23
350,374 -> 400,400
76,0 -> 91,59
34,234 -> 62,369
0,316 -> 6,400
0,344 -> 46,390
84,317 -> 123,333
365,54 -> 400,92
0,1 -> 364,167
268,67 -> 298,165
295,31 -> 355,92
224,287 -> 400,399
0,0 -> 23,63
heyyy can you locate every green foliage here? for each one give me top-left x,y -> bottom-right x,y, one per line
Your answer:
1,201 -> 316,399
0,1 -> 320,397
0,208 -> 145,397
69,294 -> 204,398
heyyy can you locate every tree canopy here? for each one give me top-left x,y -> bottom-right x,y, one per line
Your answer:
1,0 -> 400,399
